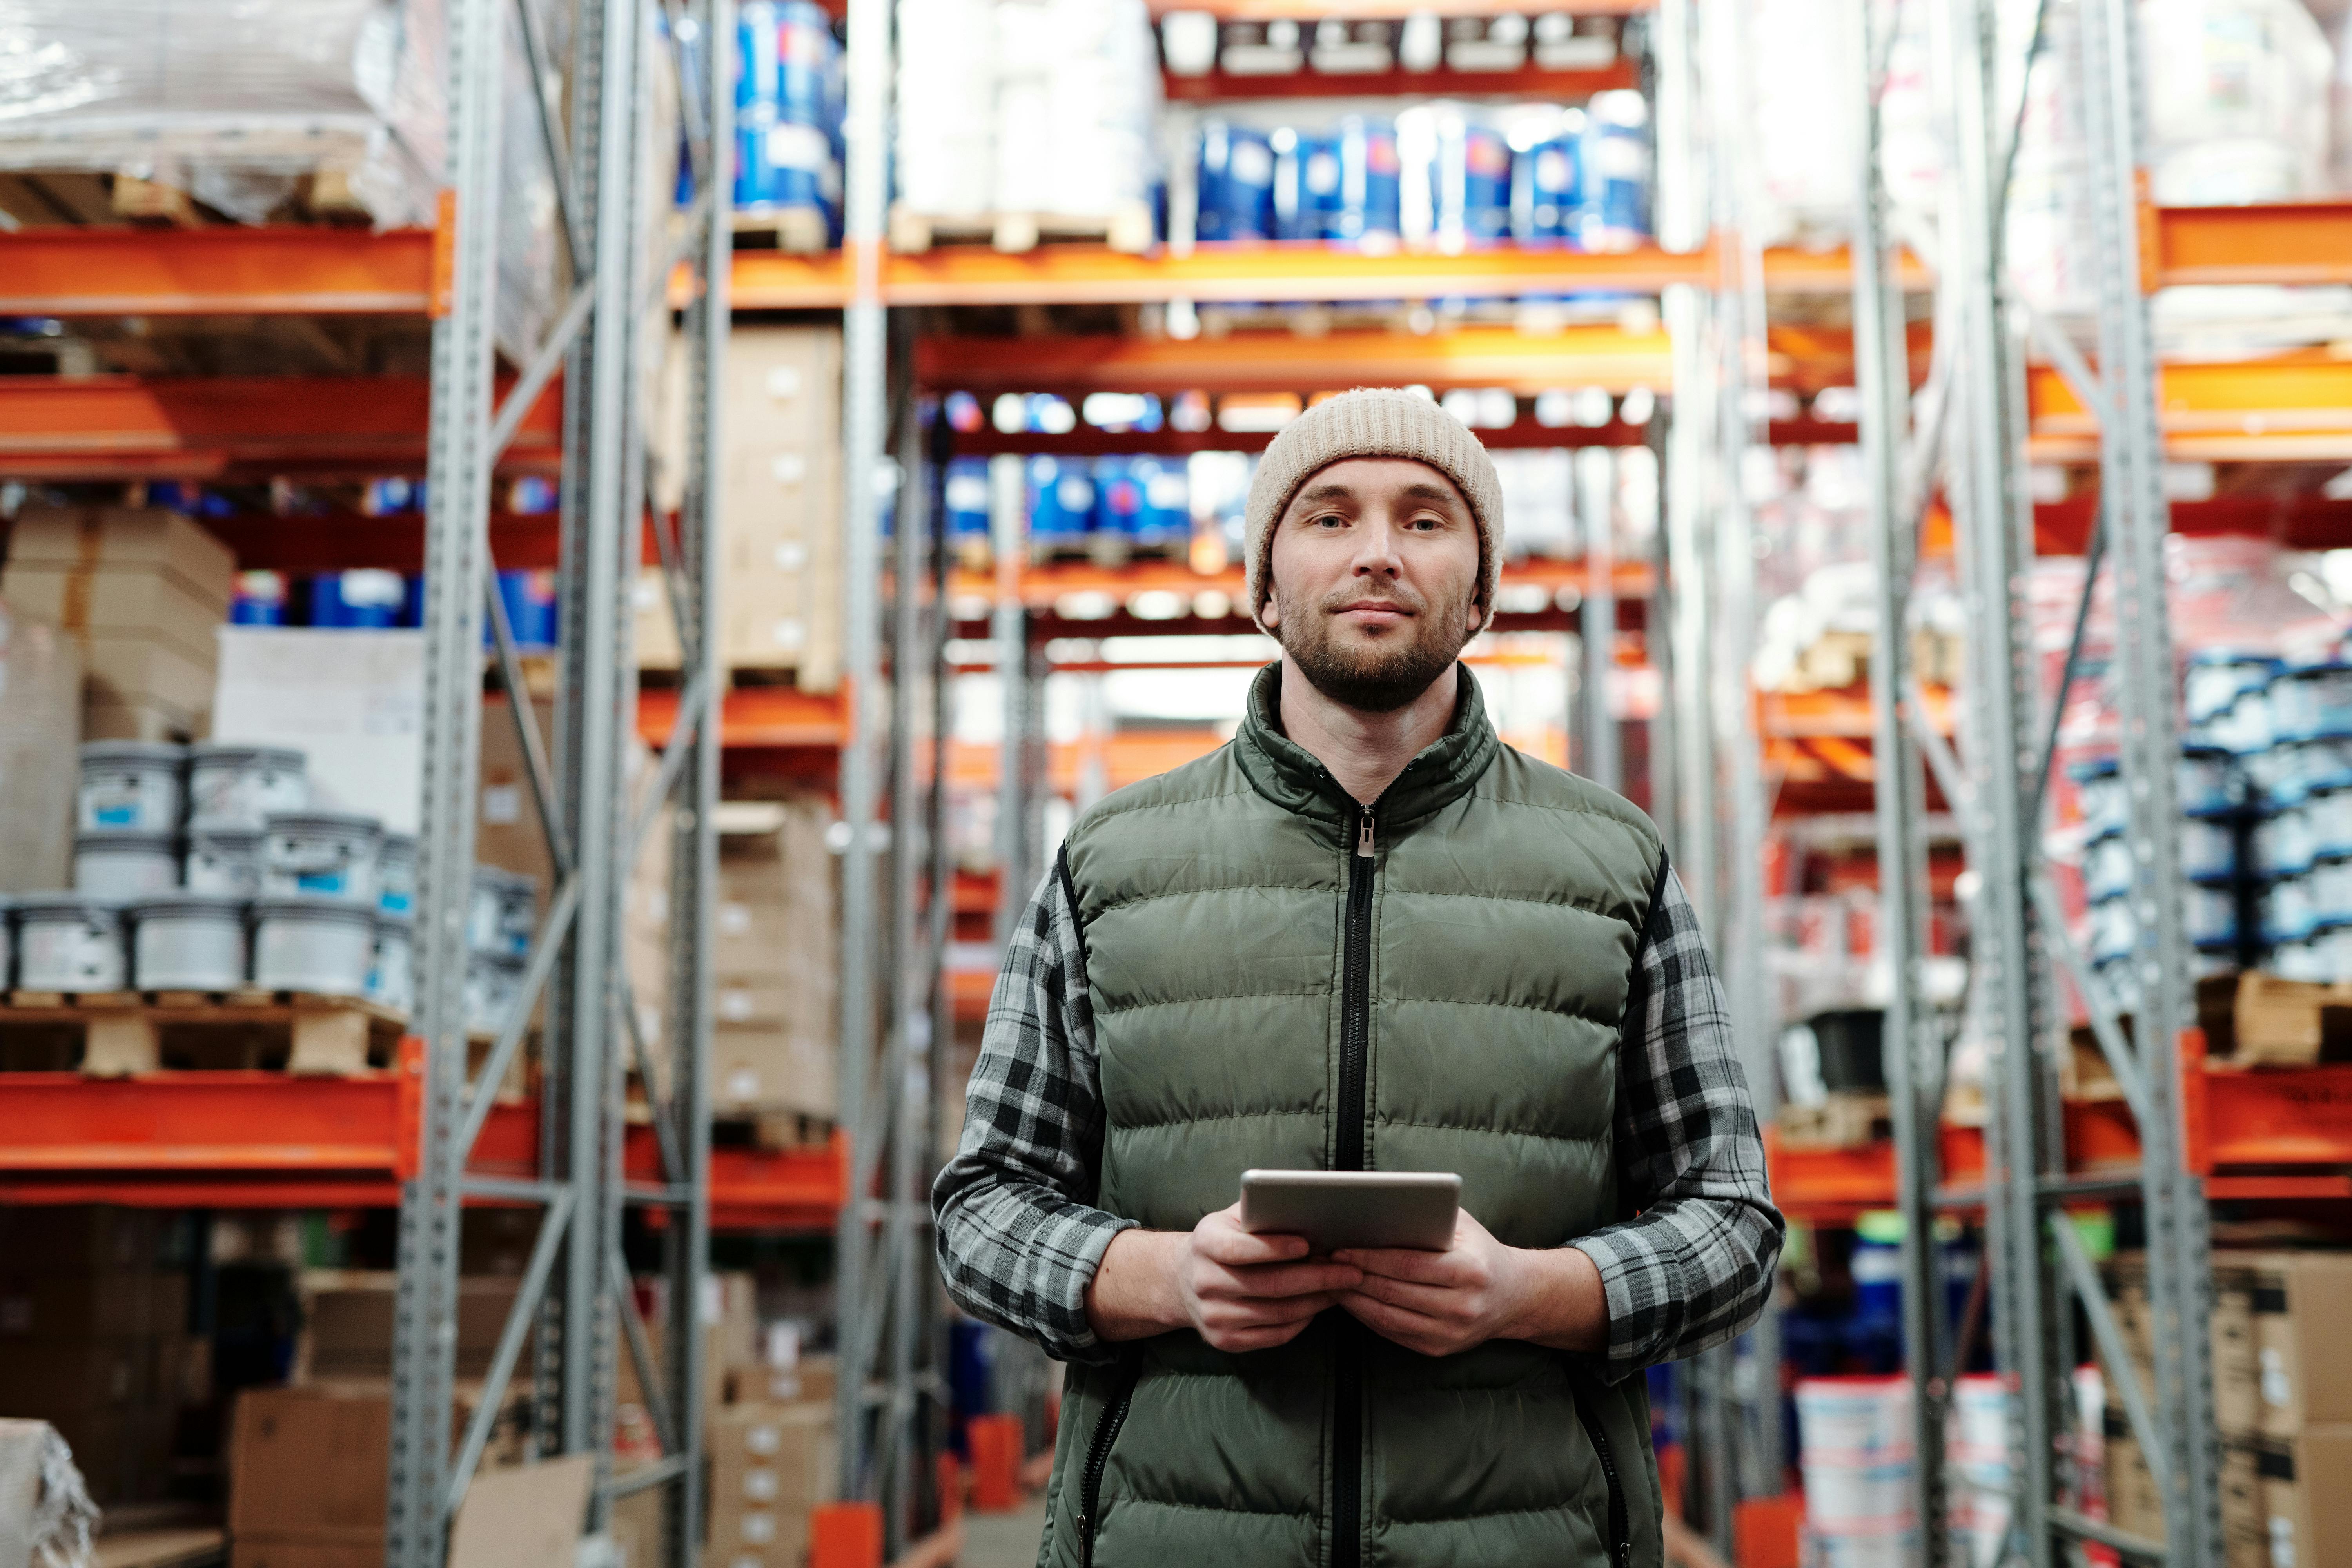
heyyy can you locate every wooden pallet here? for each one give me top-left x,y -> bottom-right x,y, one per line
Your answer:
887,200 -> 1154,256
731,204 -> 830,254
0,989 -> 406,1075
0,169 -> 370,229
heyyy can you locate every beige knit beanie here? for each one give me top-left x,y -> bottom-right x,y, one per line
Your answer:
1244,388 -> 1506,628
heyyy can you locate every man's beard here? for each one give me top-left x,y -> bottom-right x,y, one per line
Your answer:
1271,580 -> 1475,713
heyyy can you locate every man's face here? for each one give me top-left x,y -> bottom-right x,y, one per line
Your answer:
1261,457 -> 1485,713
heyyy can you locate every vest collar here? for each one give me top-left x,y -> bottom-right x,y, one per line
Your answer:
1233,661 -> 1501,835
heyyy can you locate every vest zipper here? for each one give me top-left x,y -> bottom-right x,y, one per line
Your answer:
1333,801 -> 1376,1566
1573,1394 -> 1633,1568
1078,1361 -> 1141,1568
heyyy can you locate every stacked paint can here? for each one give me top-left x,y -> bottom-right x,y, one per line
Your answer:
1795,1374 -> 1917,1566
1944,1374 -> 2012,1568
734,0 -> 842,236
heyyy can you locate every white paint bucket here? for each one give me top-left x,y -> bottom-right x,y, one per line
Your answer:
377,833 -> 418,916
467,867 -> 537,958
78,741 -> 186,833
129,893 -> 250,991
261,811 -> 384,905
184,829 -> 264,896
252,895 -> 376,996
367,912 -> 414,1015
186,744 -> 307,831
465,950 -> 525,1035
74,833 -> 182,899
15,896 -> 127,991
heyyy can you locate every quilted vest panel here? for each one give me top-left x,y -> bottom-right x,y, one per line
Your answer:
1036,667 -> 1669,1568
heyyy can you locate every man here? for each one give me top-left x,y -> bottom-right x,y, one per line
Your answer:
934,388 -> 1782,1568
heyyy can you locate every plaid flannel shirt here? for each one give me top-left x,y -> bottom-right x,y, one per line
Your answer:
933,837 -> 1784,1379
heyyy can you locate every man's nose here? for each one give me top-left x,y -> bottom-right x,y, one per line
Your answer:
1350,518 -> 1404,575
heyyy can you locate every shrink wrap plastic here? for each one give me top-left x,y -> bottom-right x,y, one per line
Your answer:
0,0 -> 563,358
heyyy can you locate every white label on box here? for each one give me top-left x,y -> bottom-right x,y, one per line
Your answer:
766,1321 -> 800,1369
2272,1516 -> 2295,1568
726,1068 -> 761,1100
700,1274 -> 725,1326
769,454 -> 808,486
738,1511 -> 777,1545
765,367 -> 803,400
720,988 -> 754,1022
634,577 -> 660,609
746,1424 -> 782,1457
483,783 -> 523,825
720,902 -> 752,937
772,541 -> 808,571
742,1468 -> 779,1503
2261,1347 -> 2290,1408
768,619 -> 806,650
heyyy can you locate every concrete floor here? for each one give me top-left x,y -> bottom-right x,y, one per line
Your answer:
955,1495 -> 1047,1568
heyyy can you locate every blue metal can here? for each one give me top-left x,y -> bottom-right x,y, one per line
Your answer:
1328,116 -> 1402,245
1272,130 -> 1341,241
1092,457 -> 1144,539
1511,133 -> 1581,242
1198,121 -> 1274,242
1130,455 -> 1189,546
738,0 -> 835,123
944,457 -> 992,542
736,111 -> 834,211
1577,91 -> 1652,250
1431,113 -> 1512,245
1027,457 -> 1095,545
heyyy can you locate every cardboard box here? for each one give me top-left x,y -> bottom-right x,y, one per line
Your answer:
296,1273 -> 523,1385
229,1388 -> 392,1542
232,1543 -> 385,1568
0,602 -> 80,889
2104,1425 -> 2160,1544
0,1208 -> 175,1274
5,506 -> 234,742
2249,1251 -> 2352,1437
726,1355 -> 835,1411
2232,971 -> 2352,1066
726,328 -> 842,454
2221,1440 -> 2266,1568
2262,1424 -> 2352,1568
709,800 -> 837,1116
212,629 -> 426,833
704,1404 -> 834,1568
0,1268 -> 187,1341
2214,1255 -> 2263,1438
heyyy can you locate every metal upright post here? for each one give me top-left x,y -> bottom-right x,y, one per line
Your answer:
1943,2 -> 2060,1562
834,0 -> 892,1506
1577,447 -> 1621,794
2076,0 -> 2221,1560
1850,0 -> 1948,1554
989,453 -> 1031,939
385,0 -> 504,1554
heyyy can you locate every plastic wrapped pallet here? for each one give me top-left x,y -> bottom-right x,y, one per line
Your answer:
0,0 -> 563,360
2142,0 -> 2334,205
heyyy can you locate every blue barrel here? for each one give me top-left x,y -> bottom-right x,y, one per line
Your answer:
1432,114 -> 1512,245
1198,121 -> 1274,242
1130,456 -> 1189,548
944,457 -> 992,543
231,572 -> 289,628
1330,116 -> 1401,244
312,570 -> 408,630
737,112 -> 834,210
494,570 -> 559,650
1510,132 -> 1581,242
1577,91 -> 1652,249
737,1 -> 833,121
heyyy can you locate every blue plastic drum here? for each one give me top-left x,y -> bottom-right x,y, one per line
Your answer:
1199,122 -> 1275,243
1330,116 -> 1402,245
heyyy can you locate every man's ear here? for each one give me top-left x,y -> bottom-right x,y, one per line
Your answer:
1258,591 -> 1281,632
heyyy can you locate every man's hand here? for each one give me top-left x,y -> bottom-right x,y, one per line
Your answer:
1334,1211 -> 1608,1358
1086,1205 -> 1364,1353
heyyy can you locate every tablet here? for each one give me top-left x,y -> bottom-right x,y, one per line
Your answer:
1238,1169 -> 1461,1254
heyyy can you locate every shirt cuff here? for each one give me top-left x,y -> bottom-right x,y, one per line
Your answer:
1038,1210 -> 1141,1366
1570,1229 -> 1673,1383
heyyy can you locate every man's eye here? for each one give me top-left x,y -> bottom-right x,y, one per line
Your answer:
1313,514 -> 1345,527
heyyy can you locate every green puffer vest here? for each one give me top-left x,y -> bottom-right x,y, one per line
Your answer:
1036,664 -> 1670,1568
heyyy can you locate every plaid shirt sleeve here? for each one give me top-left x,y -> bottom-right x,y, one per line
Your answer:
1571,864 -> 1786,1379
931,862 -> 1136,1365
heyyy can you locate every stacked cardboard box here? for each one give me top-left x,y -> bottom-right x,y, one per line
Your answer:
638,327 -> 844,691
712,799 -> 837,1118
2102,1250 -> 2352,1565
705,1404 -> 835,1568
0,597 -> 82,889
4,505 -> 233,741
0,1208 -> 194,1507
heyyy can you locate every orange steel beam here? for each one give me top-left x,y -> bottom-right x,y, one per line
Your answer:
1146,0 -> 1652,16
2027,351 -> 2352,463
0,374 -> 564,480
639,685 -> 851,749
0,227 -> 437,317
2151,200 -> 2352,288
1163,61 -> 1639,102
